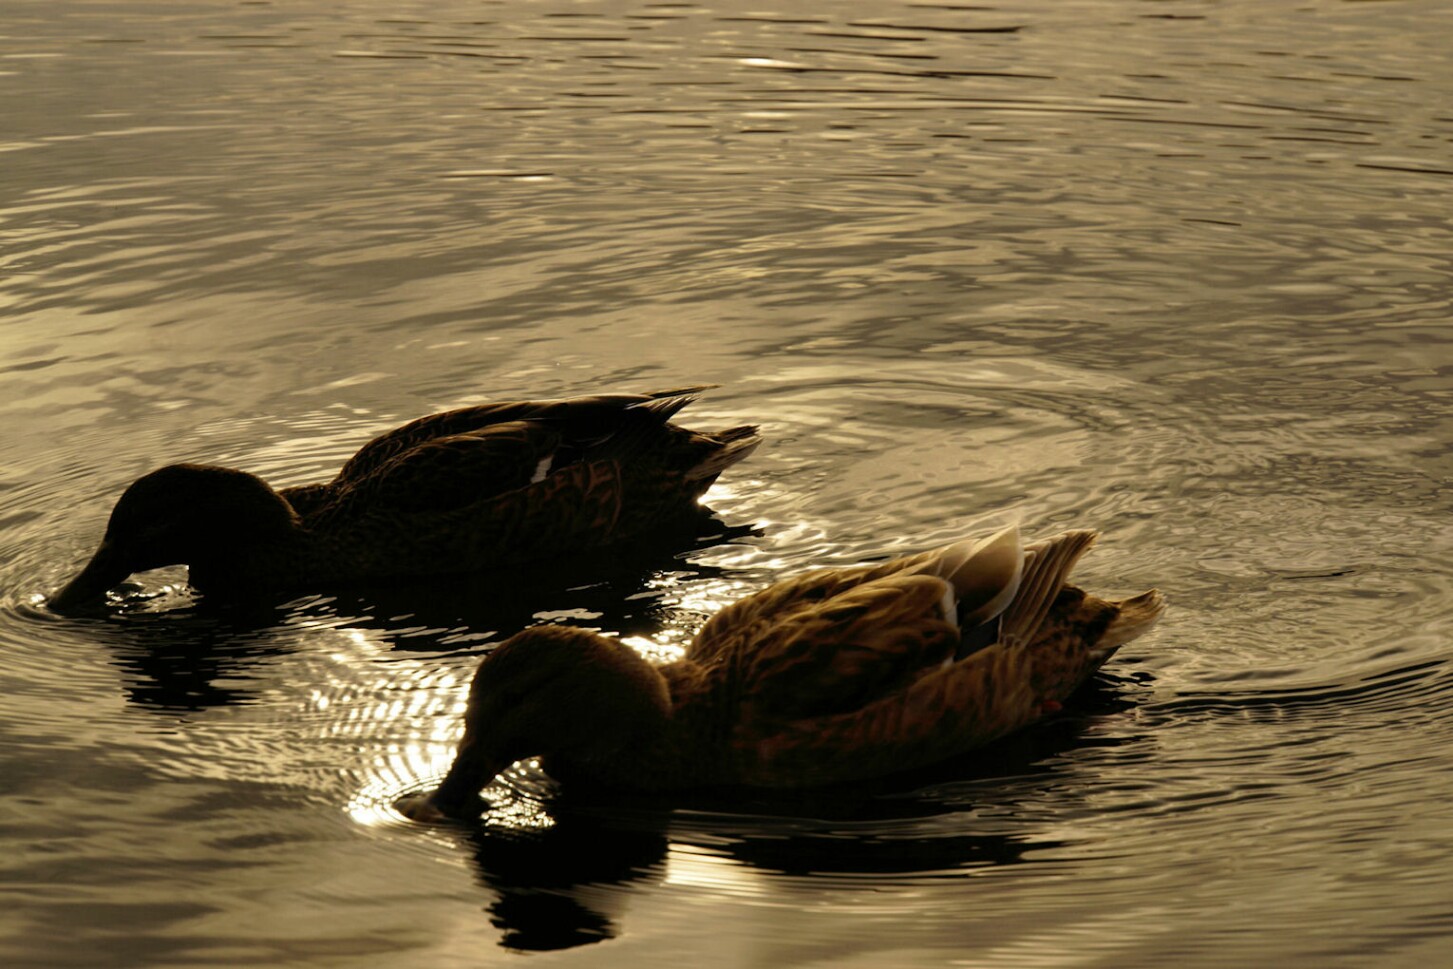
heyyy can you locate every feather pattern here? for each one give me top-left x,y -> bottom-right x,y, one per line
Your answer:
51,388 -> 760,608
402,525 -> 1165,819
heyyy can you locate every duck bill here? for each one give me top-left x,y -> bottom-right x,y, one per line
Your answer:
399,745 -> 512,823
50,540 -> 131,613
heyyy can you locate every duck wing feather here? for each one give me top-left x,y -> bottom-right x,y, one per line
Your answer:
332,387 -> 715,487
737,573 -> 962,720
339,420 -> 565,514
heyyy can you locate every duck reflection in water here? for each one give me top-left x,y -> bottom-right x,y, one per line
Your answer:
401,524 -> 1163,820
50,388 -> 760,613
88,524 -> 754,711
444,674 -> 1141,953
459,802 -> 669,952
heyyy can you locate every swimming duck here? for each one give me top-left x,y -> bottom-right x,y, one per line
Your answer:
51,388 -> 760,611
399,524 -> 1164,820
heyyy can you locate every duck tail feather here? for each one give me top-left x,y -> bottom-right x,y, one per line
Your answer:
587,390 -> 707,459
1096,589 -> 1166,658
630,390 -> 703,423
899,525 -> 1020,658
935,523 -> 1025,628
643,384 -> 719,399
998,530 -> 1098,647
684,426 -> 762,481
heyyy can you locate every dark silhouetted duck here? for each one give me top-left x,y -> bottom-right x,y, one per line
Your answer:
51,388 -> 760,610
400,524 -> 1163,820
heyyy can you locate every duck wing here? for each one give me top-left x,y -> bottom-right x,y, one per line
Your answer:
307,388 -> 759,549
333,387 -> 717,487
342,420 -> 565,514
738,573 -> 962,720
689,565 -> 885,665
738,529 -> 1163,787
314,387 -> 756,517
690,525 -> 1025,665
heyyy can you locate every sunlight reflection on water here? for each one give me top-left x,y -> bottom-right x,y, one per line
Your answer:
3,0 -> 1453,965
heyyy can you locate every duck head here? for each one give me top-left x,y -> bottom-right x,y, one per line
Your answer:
399,625 -> 672,822
50,463 -> 299,612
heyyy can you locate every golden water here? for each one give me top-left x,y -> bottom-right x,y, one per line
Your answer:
3,1 -> 1452,965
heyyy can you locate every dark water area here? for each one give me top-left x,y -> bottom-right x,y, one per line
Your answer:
3,0 -> 1452,965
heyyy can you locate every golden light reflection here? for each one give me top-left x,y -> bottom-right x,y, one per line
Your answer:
699,479 -> 740,503
620,633 -> 685,664
739,57 -> 806,70
333,626 -> 564,833
348,744 -> 459,828
332,461 -> 804,835
104,576 -> 196,613
662,843 -> 767,898
303,623 -> 472,827
197,405 -> 384,488
663,575 -> 757,621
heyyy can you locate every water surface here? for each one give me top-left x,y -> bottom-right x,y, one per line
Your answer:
3,1 -> 1452,966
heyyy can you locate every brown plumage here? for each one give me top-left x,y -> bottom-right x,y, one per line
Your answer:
400,525 -> 1164,820
51,388 -> 760,610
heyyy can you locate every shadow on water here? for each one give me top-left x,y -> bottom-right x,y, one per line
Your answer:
461,814 -> 671,952
447,677 -> 1142,952
308,515 -> 757,652
70,515 -> 757,712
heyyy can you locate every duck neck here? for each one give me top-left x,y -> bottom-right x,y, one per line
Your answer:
519,659 -> 699,792
574,659 -> 724,790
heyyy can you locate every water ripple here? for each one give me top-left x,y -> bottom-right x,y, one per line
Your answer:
5,0 -> 1453,964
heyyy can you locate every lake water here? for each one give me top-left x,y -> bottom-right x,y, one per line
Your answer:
3,0 -> 1452,965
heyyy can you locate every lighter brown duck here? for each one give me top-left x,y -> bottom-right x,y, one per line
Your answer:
400,524 -> 1164,821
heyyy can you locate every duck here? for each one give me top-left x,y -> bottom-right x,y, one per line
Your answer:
50,387 -> 761,611
399,523 -> 1164,820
